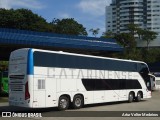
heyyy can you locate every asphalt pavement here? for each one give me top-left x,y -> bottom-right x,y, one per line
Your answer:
0,90 -> 160,120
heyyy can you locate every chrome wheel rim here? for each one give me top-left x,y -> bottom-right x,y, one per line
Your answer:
75,98 -> 81,107
60,99 -> 68,108
130,94 -> 133,100
138,94 -> 141,100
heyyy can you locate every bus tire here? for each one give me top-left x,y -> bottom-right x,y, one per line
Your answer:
136,92 -> 142,102
58,96 -> 69,111
128,92 -> 134,103
72,95 -> 83,109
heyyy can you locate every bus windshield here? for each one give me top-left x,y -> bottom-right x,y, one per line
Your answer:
139,63 -> 151,90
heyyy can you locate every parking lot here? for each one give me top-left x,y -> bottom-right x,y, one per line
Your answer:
0,90 -> 160,120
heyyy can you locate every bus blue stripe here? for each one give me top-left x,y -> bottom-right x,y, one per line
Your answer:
27,48 -> 34,75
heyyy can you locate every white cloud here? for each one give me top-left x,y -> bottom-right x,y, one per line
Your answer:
58,13 -> 71,19
0,0 -> 45,9
77,0 -> 111,16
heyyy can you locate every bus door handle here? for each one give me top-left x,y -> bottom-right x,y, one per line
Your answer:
48,95 -> 51,97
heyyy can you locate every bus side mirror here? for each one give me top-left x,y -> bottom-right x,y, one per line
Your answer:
147,82 -> 150,87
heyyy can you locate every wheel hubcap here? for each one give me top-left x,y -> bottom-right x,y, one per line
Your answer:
130,94 -> 133,100
75,98 -> 81,107
138,94 -> 141,99
60,99 -> 67,108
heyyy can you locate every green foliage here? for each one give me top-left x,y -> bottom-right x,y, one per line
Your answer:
127,23 -> 139,35
126,49 -> 143,61
51,18 -> 88,36
89,28 -> 100,37
0,61 -> 8,71
126,23 -> 158,50
141,48 -> 160,63
105,23 -> 159,63
101,31 -> 115,39
112,48 -> 160,63
0,8 -> 88,36
114,33 -> 136,48
140,30 -> 158,50
0,8 -> 54,32
112,48 -> 142,60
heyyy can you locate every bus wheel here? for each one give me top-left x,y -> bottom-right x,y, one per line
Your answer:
58,96 -> 69,111
72,95 -> 83,109
136,92 -> 142,102
128,92 -> 134,103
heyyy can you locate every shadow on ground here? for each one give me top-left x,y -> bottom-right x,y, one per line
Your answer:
0,100 -> 147,113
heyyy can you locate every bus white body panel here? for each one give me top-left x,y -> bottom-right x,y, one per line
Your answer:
155,77 -> 160,90
151,73 -> 160,90
9,48 -> 152,109
9,48 -> 32,107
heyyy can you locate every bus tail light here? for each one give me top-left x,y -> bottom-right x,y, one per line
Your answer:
25,81 -> 30,100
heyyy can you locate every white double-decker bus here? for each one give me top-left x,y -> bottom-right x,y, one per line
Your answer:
9,48 -> 152,110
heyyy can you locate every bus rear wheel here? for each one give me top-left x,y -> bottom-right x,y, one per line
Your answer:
136,92 -> 142,102
128,92 -> 134,103
58,96 -> 69,111
72,95 -> 83,109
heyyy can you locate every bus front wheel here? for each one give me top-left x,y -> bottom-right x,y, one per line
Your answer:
58,96 -> 69,111
72,95 -> 83,109
128,92 -> 134,103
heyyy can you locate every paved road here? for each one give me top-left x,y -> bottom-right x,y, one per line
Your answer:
0,90 -> 160,120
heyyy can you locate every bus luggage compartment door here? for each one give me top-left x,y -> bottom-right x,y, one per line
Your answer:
33,77 -> 46,108
45,78 -> 57,107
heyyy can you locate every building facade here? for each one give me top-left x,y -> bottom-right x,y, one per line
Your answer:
106,0 -> 160,47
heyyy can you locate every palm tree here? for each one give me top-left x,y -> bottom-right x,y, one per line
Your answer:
89,28 -> 100,37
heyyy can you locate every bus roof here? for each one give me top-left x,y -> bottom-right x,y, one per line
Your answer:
19,48 -> 148,65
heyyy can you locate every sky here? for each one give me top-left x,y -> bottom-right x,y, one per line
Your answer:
0,0 -> 112,37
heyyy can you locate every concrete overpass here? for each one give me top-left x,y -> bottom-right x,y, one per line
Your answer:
0,28 -> 123,61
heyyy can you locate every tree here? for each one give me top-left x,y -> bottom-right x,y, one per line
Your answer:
0,8 -> 54,32
114,33 -> 136,49
0,9 -> 88,36
126,23 -> 139,35
89,28 -> 100,37
126,23 -> 158,50
111,23 -> 158,62
136,28 -> 144,40
140,30 -> 157,50
51,18 -> 88,36
101,31 -> 115,38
